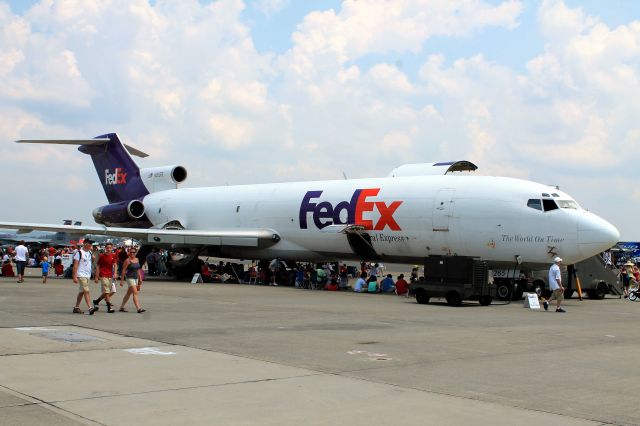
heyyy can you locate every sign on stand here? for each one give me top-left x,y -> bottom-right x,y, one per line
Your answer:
523,292 -> 540,310
191,273 -> 203,284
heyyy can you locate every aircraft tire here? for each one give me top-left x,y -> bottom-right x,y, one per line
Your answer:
415,289 -> 430,305
445,291 -> 462,307
479,296 -> 492,306
588,284 -> 606,300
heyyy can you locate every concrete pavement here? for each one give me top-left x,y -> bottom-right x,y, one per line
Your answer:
0,270 -> 635,425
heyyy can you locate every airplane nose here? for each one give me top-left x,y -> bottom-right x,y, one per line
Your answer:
577,213 -> 620,258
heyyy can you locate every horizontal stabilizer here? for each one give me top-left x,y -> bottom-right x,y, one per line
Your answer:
16,139 -> 149,158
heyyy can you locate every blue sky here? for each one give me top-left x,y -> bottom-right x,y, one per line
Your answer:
1,0 -> 639,240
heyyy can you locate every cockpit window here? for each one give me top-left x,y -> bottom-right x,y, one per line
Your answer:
543,199 -> 559,211
541,193 -> 550,197
527,199 -> 542,211
551,193 -> 560,197
557,200 -> 579,209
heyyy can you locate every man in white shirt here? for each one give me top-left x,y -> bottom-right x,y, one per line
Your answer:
72,240 -> 98,314
14,241 -> 29,283
544,256 -> 566,313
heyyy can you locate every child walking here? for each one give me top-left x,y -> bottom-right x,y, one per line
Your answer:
41,256 -> 50,284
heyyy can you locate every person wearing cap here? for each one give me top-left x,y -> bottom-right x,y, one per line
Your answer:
72,240 -> 98,314
621,261 -> 636,298
543,256 -> 566,312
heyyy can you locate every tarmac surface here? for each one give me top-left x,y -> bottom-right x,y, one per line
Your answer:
0,269 -> 637,425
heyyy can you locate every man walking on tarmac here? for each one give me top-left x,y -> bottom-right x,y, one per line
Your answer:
544,256 -> 566,313
93,242 -> 117,313
72,240 -> 98,315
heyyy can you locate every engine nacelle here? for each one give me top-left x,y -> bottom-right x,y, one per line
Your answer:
140,165 -> 187,193
93,200 -> 146,226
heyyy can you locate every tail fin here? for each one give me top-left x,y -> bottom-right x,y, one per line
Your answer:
17,133 -> 149,203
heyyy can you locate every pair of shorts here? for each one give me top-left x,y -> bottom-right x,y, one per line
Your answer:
99,277 -> 112,294
126,278 -> 138,288
15,261 -> 26,275
77,277 -> 90,292
42,273 -> 48,277
549,288 -> 564,302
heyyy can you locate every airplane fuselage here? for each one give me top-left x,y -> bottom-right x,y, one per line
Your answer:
139,174 -> 618,269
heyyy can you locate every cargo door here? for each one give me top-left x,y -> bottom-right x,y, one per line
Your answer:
433,189 -> 455,231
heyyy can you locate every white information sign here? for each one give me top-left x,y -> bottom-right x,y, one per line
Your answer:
523,293 -> 540,310
61,254 -> 73,270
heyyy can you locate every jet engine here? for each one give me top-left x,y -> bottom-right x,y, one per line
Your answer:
140,165 -> 188,193
92,200 -> 146,227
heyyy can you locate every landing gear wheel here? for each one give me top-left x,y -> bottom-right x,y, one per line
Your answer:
588,284 -> 606,300
415,289 -> 430,305
479,296 -> 492,306
445,291 -> 463,307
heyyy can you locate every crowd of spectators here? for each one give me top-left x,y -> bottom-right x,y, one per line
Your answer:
2,242 -> 417,297
243,260 -> 414,296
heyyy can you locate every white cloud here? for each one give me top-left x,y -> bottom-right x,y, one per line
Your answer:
208,113 -> 255,149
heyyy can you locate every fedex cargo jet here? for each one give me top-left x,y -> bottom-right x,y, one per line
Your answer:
0,133 -> 619,271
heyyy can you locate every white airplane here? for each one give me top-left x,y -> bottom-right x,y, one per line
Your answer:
0,133 -> 619,273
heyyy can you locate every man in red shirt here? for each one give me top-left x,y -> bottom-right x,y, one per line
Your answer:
395,273 -> 409,296
93,243 -> 117,313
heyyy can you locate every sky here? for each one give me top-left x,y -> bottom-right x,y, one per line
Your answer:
0,0 -> 639,240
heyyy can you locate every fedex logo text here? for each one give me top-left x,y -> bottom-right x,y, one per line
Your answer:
104,168 -> 127,185
299,188 -> 402,231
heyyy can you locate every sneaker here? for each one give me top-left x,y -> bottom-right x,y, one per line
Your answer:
92,299 -> 100,308
137,308 -> 146,313
72,307 -> 83,314
556,307 -> 566,313
543,301 -> 549,311
89,307 -> 98,315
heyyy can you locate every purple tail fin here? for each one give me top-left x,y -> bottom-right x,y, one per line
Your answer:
78,133 -> 149,203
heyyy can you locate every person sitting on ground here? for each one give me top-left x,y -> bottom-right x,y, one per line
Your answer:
380,274 -> 395,293
395,274 -> 409,296
353,273 -> 367,293
2,257 -> 14,277
324,277 -> 339,291
315,265 -> 327,288
367,276 -> 379,293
